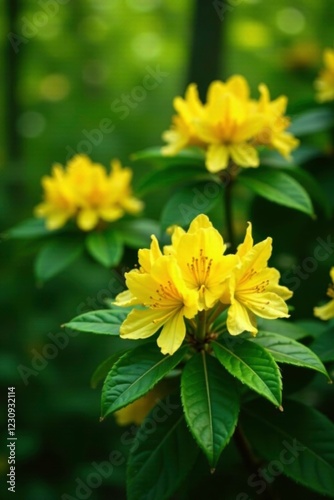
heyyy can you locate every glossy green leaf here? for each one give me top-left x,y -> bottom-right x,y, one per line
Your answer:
251,331 -> 329,379
238,169 -> 314,217
101,343 -> 188,418
311,327 -> 334,363
212,339 -> 282,407
127,395 -> 199,500
64,307 -> 131,335
289,107 -> 334,136
114,218 -> 161,248
160,181 -> 221,230
257,318 -> 310,340
136,163 -> 214,196
132,146 -> 205,166
242,399 -> 334,497
90,349 -> 130,388
280,167 -> 331,218
260,145 -> 322,167
35,238 -> 83,282
181,351 -> 240,467
86,229 -> 123,267
4,218 -> 56,239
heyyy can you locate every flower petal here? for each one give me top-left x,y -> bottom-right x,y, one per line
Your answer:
227,299 -> 257,335
77,208 -> 99,231
314,300 -> 334,321
157,309 -> 187,355
206,144 -> 229,172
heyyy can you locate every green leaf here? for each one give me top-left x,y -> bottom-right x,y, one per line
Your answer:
260,145 -> 322,167
132,146 -> 205,166
212,339 -> 282,408
136,163 -> 214,196
64,307 -> 131,335
3,218 -> 57,239
241,399 -> 334,497
311,327 -> 334,363
114,218 -> 161,248
280,166 -> 331,218
101,343 -> 188,418
238,168 -> 314,217
289,107 -> 334,136
86,229 -> 123,267
160,181 -> 221,230
181,351 -> 240,467
127,395 -> 199,500
257,318 -> 312,341
251,331 -> 329,379
90,349 -> 130,388
34,237 -> 83,282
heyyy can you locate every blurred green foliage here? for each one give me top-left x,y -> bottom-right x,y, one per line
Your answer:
1,0 -> 334,498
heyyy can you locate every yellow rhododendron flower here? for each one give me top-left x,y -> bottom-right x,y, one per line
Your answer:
35,155 -> 143,231
314,267 -> 334,320
221,223 -> 293,335
162,76 -> 299,173
116,215 -> 292,355
164,214 -> 238,310
315,48 -> 334,103
120,256 -> 199,355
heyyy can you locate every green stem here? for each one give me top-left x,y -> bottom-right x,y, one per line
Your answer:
196,310 -> 207,342
208,302 -> 227,324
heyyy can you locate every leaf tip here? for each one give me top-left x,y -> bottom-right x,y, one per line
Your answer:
99,416 -> 104,422
278,405 -> 284,412
210,468 -> 216,475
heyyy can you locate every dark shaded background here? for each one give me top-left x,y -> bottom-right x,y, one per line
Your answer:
1,1 -> 334,498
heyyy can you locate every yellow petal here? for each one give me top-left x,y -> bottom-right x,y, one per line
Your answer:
227,300 -> 258,335
314,300 -> 334,321
229,143 -> 259,168
99,207 -> 124,221
157,309 -> 187,355
236,222 -> 254,259
77,209 -> 99,231
120,308 -> 172,339
238,291 -> 290,320
206,144 -> 229,172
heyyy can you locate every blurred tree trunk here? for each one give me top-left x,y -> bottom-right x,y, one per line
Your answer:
187,0 -> 224,99
5,0 -> 21,163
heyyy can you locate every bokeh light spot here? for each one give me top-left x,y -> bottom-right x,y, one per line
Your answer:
276,8 -> 305,35
17,112 -> 46,138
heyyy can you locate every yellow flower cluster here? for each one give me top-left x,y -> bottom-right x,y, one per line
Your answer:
162,76 -> 299,173
115,215 -> 292,355
35,155 -> 143,231
314,267 -> 334,320
315,49 -> 334,103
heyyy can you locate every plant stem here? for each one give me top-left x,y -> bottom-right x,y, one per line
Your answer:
234,425 -> 280,500
196,310 -> 207,342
